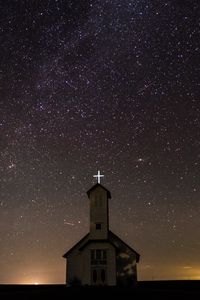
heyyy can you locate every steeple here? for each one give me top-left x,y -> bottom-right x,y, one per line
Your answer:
87,183 -> 111,239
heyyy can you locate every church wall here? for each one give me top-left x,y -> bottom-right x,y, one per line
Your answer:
67,250 -> 83,286
66,241 -> 117,286
66,242 -> 138,287
83,242 -> 116,286
89,187 -> 109,239
116,248 -> 138,287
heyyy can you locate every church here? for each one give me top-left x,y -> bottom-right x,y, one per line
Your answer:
63,171 -> 140,286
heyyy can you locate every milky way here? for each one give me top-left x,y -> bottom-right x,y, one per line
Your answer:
1,0 -> 200,283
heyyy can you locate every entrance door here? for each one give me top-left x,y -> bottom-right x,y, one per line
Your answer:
91,267 -> 107,285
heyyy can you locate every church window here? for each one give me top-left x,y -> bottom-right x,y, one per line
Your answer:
101,269 -> 106,283
102,250 -> 107,260
96,223 -> 101,230
91,250 -> 95,261
93,270 -> 97,283
91,249 -> 107,265
96,249 -> 101,260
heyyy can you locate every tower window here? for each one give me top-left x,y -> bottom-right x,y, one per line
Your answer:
96,223 -> 101,230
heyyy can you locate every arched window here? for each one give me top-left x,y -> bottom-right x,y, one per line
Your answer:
93,270 -> 97,283
101,269 -> 106,283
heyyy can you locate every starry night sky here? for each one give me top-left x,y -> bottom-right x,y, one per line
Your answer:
1,0 -> 200,284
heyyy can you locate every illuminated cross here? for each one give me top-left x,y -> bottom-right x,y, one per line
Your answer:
93,170 -> 104,184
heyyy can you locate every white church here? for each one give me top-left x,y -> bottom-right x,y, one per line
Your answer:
63,171 -> 140,286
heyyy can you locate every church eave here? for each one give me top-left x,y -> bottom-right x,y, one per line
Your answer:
78,239 -> 118,251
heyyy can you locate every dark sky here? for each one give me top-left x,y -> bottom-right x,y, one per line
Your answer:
1,0 -> 200,283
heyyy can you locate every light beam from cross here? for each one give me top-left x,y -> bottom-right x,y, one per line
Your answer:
93,170 -> 104,184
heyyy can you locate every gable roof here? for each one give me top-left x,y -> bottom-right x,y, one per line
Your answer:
87,183 -> 111,199
109,231 -> 140,262
62,233 -> 90,258
63,230 -> 140,263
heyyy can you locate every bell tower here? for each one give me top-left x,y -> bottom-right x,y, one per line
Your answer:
87,172 -> 111,239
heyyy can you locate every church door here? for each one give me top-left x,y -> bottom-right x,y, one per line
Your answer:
91,249 -> 107,285
91,267 -> 107,285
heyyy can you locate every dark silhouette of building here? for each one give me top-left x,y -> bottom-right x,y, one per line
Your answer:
63,183 -> 140,286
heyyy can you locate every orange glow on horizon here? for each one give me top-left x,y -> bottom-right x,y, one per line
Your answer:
138,263 -> 200,281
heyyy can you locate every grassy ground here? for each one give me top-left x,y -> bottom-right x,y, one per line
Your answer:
0,281 -> 199,299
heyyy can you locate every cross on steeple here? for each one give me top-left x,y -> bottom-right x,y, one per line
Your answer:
93,170 -> 104,184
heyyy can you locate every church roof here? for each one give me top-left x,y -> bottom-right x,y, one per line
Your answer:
63,230 -> 140,263
109,231 -> 140,262
86,183 -> 111,198
62,233 -> 90,258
